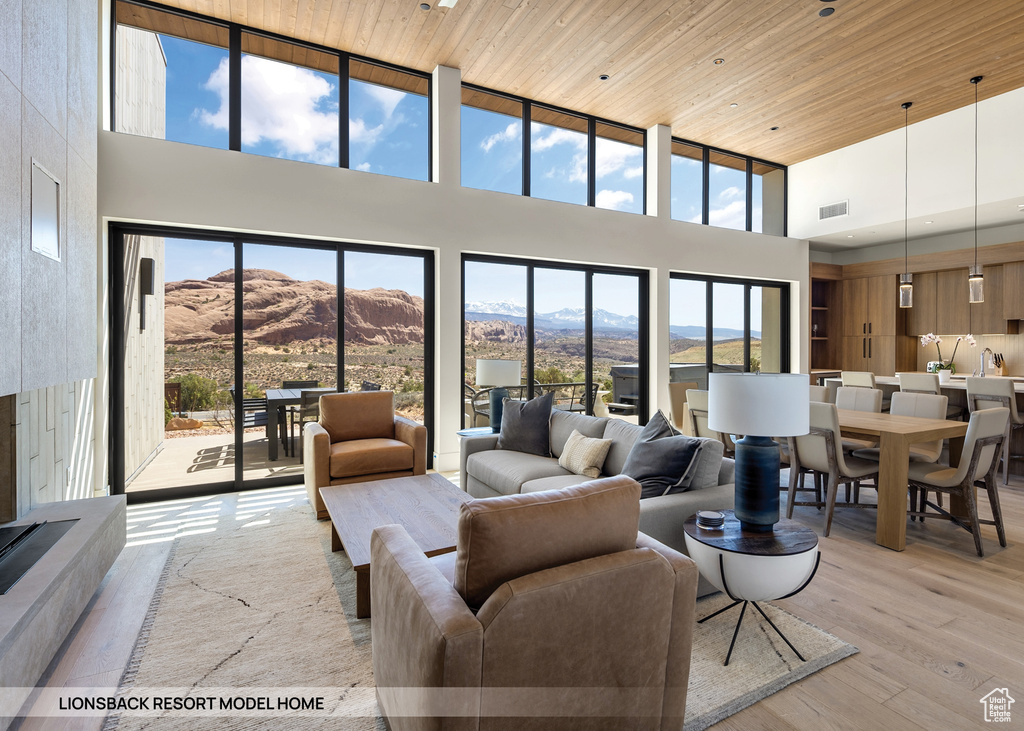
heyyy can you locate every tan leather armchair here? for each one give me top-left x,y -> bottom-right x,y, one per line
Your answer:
304,391 -> 427,519
370,476 -> 698,730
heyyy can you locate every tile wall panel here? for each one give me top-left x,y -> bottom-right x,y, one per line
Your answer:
0,74 -> 22,397
21,0 -> 67,138
21,100 -> 68,393
67,0 -> 97,170
0,0 -> 21,87
65,148 -> 97,382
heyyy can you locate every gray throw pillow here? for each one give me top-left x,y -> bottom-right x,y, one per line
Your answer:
496,391 -> 554,457
620,411 -> 704,499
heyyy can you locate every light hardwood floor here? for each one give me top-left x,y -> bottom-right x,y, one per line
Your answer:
14,475 -> 1024,730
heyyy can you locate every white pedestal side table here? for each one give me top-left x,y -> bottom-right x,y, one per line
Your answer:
683,510 -> 820,665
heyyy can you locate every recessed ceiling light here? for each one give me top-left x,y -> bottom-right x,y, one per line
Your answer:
925,220 -> 933,224
820,0 -> 836,3
819,7 -> 835,16
847,235 -> 855,238
599,74 -> 610,81
713,58 -> 725,65
419,2 -> 430,9
770,126 -> 779,131
730,103 -> 738,108
438,0 -> 458,7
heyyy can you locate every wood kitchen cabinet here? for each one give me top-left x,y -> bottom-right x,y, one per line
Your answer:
906,271 -> 937,336
842,334 -> 900,376
842,275 -> 897,337
970,265 -> 1010,335
1004,262 -> 1024,320
935,269 -> 971,334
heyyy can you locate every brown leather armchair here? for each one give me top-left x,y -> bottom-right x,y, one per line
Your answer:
304,391 -> 427,519
370,476 -> 698,730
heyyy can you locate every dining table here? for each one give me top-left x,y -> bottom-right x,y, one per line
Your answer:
264,387 -> 336,460
836,408 -> 968,551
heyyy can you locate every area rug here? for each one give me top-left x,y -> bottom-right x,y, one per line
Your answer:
104,498 -> 855,730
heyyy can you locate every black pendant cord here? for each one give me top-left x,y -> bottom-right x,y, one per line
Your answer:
903,102 -> 910,276
974,77 -> 980,269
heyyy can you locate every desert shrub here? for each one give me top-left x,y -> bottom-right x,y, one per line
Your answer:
307,362 -> 315,370
243,382 -> 262,398
171,373 -> 220,413
535,366 -> 569,384
400,379 -> 424,393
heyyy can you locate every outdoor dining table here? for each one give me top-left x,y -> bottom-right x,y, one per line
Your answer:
836,408 -> 968,551
265,387 -> 336,461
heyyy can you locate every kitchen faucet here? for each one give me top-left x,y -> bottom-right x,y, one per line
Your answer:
979,347 -> 993,377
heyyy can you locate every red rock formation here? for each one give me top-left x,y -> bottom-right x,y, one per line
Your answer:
164,269 -> 425,346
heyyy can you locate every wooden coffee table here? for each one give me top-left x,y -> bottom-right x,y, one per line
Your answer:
319,473 -> 471,618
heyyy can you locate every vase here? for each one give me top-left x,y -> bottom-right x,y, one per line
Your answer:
938,369 -> 951,384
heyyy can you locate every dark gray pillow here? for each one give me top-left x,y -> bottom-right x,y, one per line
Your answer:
497,391 -> 554,457
621,411 -> 704,499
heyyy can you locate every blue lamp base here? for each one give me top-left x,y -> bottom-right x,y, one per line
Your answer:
733,435 -> 781,532
488,388 -> 508,433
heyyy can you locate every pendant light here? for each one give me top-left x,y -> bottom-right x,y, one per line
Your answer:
899,101 -> 913,308
968,75 -> 984,304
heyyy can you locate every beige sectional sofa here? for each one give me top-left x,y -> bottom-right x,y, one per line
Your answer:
460,409 -> 735,595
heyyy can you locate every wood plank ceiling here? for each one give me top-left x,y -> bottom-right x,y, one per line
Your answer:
144,0 -> 1024,165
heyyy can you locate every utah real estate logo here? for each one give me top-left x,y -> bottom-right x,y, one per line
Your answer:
980,688 -> 1014,723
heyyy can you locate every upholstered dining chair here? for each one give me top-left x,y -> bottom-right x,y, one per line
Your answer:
852,391 -> 948,507
686,388 -> 736,457
370,476 -> 698,729
841,371 -> 876,388
303,391 -> 427,519
787,401 -> 880,537
966,377 -> 1024,485
899,372 -> 962,419
779,384 -> 832,503
668,381 -> 700,431
809,384 -> 829,403
835,385 -> 883,454
907,407 -> 1009,556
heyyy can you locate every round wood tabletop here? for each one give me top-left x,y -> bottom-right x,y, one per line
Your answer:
683,510 -> 818,556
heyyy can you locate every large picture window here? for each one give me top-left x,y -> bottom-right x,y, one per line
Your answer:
463,256 -> 648,428
669,274 -> 790,388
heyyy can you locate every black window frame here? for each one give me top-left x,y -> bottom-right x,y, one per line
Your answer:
460,83 -> 647,214
108,221 -> 435,504
111,0 -> 432,180
669,272 -> 792,375
462,253 -> 650,425
671,137 -> 788,236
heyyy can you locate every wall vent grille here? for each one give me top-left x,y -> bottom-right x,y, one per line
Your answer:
819,200 -> 849,220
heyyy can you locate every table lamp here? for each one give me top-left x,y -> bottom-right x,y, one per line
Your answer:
708,373 -> 810,532
475,359 -> 522,432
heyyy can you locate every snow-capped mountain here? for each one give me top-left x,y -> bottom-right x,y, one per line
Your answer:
464,300 -> 527,318
465,301 -> 639,331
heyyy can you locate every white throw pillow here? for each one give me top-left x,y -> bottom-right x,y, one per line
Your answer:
558,429 -> 613,479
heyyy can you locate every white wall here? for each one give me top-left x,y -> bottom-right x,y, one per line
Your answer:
789,86 -> 1024,243
98,66 -> 809,471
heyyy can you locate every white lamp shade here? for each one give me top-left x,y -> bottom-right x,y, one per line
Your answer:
475,359 -> 522,388
707,373 -> 810,437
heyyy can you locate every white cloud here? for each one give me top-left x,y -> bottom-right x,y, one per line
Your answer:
596,189 -> 634,211
349,117 -> 384,146
530,123 -> 587,152
355,162 -> 372,172
199,56 -> 339,164
708,200 -> 747,230
718,185 -> 743,202
623,165 -> 643,179
363,84 -> 407,118
481,121 -> 520,152
595,137 -> 642,179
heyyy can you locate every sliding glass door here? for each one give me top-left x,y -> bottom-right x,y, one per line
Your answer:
111,225 -> 433,500
463,255 -> 648,427
669,274 -> 790,386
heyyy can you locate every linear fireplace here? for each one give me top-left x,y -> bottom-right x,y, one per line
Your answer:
0,521 -> 79,595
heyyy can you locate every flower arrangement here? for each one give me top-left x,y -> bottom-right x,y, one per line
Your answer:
920,333 -> 977,373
